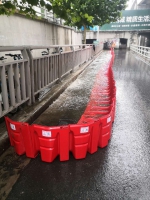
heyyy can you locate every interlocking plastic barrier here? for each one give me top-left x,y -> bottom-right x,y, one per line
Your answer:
5,49 -> 116,162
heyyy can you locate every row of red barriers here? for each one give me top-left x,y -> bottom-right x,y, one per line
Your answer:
5,50 -> 116,163
77,50 -> 116,153
5,117 -> 94,162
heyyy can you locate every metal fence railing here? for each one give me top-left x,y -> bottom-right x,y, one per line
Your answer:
0,47 -> 31,117
34,6 -> 74,29
35,6 -> 64,25
0,44 -> 103,117
130,45 -> 150,61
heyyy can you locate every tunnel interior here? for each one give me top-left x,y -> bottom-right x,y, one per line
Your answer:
119,38 -> 128,49
86,39 -> 97,44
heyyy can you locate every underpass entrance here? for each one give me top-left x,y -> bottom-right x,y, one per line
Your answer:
119,38 -> 128,49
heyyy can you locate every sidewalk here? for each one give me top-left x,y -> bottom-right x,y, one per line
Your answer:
0,51 -> 102,155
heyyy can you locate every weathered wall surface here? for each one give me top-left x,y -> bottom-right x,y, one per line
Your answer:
0,14 -> 82,46
0,13 -> 140,49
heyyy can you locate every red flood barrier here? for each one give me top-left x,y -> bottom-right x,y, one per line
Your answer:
5,117 -> 37,158
79,110 -> 113,150
69,120 -> 94,159
5,117 -> 25,155
77,118 -> 100,154
5,50 -> 116,163
99,114 -> 112,148
31,124 -> 70,162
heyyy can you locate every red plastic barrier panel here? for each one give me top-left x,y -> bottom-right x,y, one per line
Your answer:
83,113 -> 105,121
88,120 -> 100,154
92,90 -> 111,96
5,117 -> 25,155
69,121 -> 93,159
98,113 -> 112,148
80,103 -> 113,149
91,92 -> 111,97
84,110 -> 110,117
5,117 -> 38,158
31,124 -> 70,162
85,103 -> 113,113
111,97 -> 116,122
85,104 -> 111,112
77,118 -> 100,154
78,111 -> 113,150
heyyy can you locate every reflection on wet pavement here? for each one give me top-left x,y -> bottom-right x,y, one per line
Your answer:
6,49 -> 150,200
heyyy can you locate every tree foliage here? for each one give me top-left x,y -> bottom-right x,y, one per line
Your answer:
0,0 -> 52,17
52,0 -> 127,28
52,0 -> 127,43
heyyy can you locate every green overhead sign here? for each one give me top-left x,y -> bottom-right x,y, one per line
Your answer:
100,9 -> 150,31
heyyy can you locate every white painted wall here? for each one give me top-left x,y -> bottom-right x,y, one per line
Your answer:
0,14 -> 82,46
0,13 -> 139,50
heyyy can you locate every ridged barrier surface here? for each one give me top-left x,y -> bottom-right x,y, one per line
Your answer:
5,49 -> 116,162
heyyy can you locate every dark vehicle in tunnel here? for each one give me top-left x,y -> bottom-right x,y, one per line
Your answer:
103,41 -> 111,50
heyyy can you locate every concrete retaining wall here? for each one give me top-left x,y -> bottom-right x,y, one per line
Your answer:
0,14 -> 82,46
0,14 -> 139,48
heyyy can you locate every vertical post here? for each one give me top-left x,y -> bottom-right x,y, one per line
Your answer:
1,65 -> 9,111
41,58 -> 44,88
44,8 -> 47,19
20,62 -> 26,100
14,63 -> 21,103
34,59 -> 38,92
56,47 -> 62,82
22,48 -> 31,105
37,59 -> 41,91
26,48 -> 35,103
70,46 -> 75,72
44,57 -> 48,86
8,64 -> 15,106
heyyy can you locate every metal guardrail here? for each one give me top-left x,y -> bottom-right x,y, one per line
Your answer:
35,6 -> 64,25
130,45 -> 150,60
0,47 -> 31,117
0,44 -> 103,117
34,6 -> 77,30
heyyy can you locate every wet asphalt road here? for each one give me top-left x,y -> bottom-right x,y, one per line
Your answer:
6,49 -> 150,200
